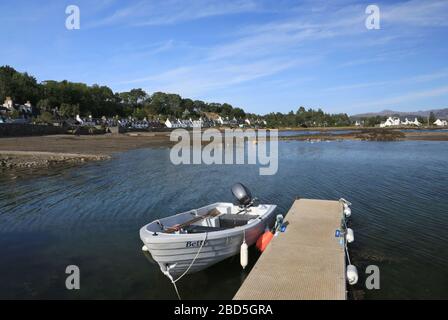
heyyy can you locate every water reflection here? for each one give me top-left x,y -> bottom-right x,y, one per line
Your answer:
0,140 -> 447,299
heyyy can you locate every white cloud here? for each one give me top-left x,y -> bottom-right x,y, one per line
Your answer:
351,85 -> 448,110
208,3 -> 367,61
90,0 -> 258,28
117,56 -> 316,97
326,69 -> 448,91
382,0 -> 448,27
101,0 -> 448,111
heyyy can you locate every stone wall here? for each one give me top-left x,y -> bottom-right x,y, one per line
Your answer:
0,124 -> 68,137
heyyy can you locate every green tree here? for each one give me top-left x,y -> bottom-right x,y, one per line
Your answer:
35,111 -> 54,124
37,99 -> 52,112
0,65 -> 41,104
231,107 -> 246,119
181,98 -> 195,112
120,88 -> 148,107
59,103 -> 80,117
132,107 -> 147,120
428,112 -> 436,125
221,103 -> 233,117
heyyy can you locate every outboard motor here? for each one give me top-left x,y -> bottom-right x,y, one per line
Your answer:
231,183 -> 253,207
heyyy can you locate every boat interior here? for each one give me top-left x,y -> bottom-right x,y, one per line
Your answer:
148,203 -> 270,234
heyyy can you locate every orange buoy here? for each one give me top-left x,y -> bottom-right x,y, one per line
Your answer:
256,231 -> 274,252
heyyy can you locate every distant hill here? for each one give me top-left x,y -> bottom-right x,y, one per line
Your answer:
351,108 -> 448,119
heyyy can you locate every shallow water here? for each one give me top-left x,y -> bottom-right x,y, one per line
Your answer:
278,130 -> 355,137
400,128 -> 448,133
0,140 -> 447,299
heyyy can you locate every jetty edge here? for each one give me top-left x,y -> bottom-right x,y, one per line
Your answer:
234,198 -> 349,300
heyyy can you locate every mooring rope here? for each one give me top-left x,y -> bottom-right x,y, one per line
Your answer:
168,232 -> 209,300
345,241 -> 352,265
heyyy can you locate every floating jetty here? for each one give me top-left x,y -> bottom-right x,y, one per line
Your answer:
234,198 -> 351,300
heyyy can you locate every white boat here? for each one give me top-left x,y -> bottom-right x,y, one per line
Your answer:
139,183 -> 277,279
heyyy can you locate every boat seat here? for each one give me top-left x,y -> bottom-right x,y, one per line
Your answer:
183,225 -> 226,234
218,214 -> 259,228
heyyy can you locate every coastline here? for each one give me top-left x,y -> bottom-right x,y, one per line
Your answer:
1,129 -> 447,170
0,151 -> 110,169
278,129 -> 448,142
0,133 -> 173,169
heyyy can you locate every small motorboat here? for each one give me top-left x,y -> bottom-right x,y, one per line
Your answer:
139,183 -> 277,280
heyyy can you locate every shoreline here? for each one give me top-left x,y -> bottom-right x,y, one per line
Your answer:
0,151 -> 110,169
1,129 -> 448,170
274,126 -> 447,132
278,129 -> 448,142
0,133 -> 173,169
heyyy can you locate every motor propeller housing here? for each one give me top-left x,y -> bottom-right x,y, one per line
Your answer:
231,183 -> 253,207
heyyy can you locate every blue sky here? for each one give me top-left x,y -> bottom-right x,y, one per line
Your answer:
1,0 -> 447,115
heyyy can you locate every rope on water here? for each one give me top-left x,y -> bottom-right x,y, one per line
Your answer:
345,242 -> 352,265
168,232 -> 209,300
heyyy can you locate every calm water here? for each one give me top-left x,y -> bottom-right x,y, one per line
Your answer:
0,140 -> 447,299
278,130 -> 355,136
401,129 -> 448,133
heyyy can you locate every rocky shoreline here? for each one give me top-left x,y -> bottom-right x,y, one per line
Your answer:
1,129 -> 447,170
0,151 -> 110,169
279,129 -> 448,142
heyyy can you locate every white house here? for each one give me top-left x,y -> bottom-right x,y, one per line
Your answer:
76,114 -> 84,125
178,119 -> 192,128
434,119 -> 448,126
24,101 -> 32,110
245,119 -> 251,126
401,118 -> 411,126
190,118 -> 203,128
410,117 -> 421,126
216,116 -> 225,125
165,118 -> 182,128
380,117 -> 401,128
380,116 -> 421,127
2,97 -> 14,111
164,118 -> 172,128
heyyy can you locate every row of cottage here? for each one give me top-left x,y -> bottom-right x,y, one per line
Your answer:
1,97 -> 266,129
0,97 -> 33,116
164,116 -> 264,129
75,115 -> 264,129
379,117 -> 448,128
4,97 -> 447,128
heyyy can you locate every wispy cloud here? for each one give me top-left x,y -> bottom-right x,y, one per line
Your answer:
80,0 -> 448,111
207,3 -> 367,61
326,69 -> 448,91
116,56 -> 315,96
382,0 -> 448,27
89,0 -> 257,28
110,1 -> 448,101
351,85 -> 448,110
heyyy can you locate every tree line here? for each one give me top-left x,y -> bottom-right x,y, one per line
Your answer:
0,65 -> 247,121
2,65 -> 360,128
264,107 -> 351,127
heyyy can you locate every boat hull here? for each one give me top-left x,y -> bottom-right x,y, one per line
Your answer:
140,203 -> 277,278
